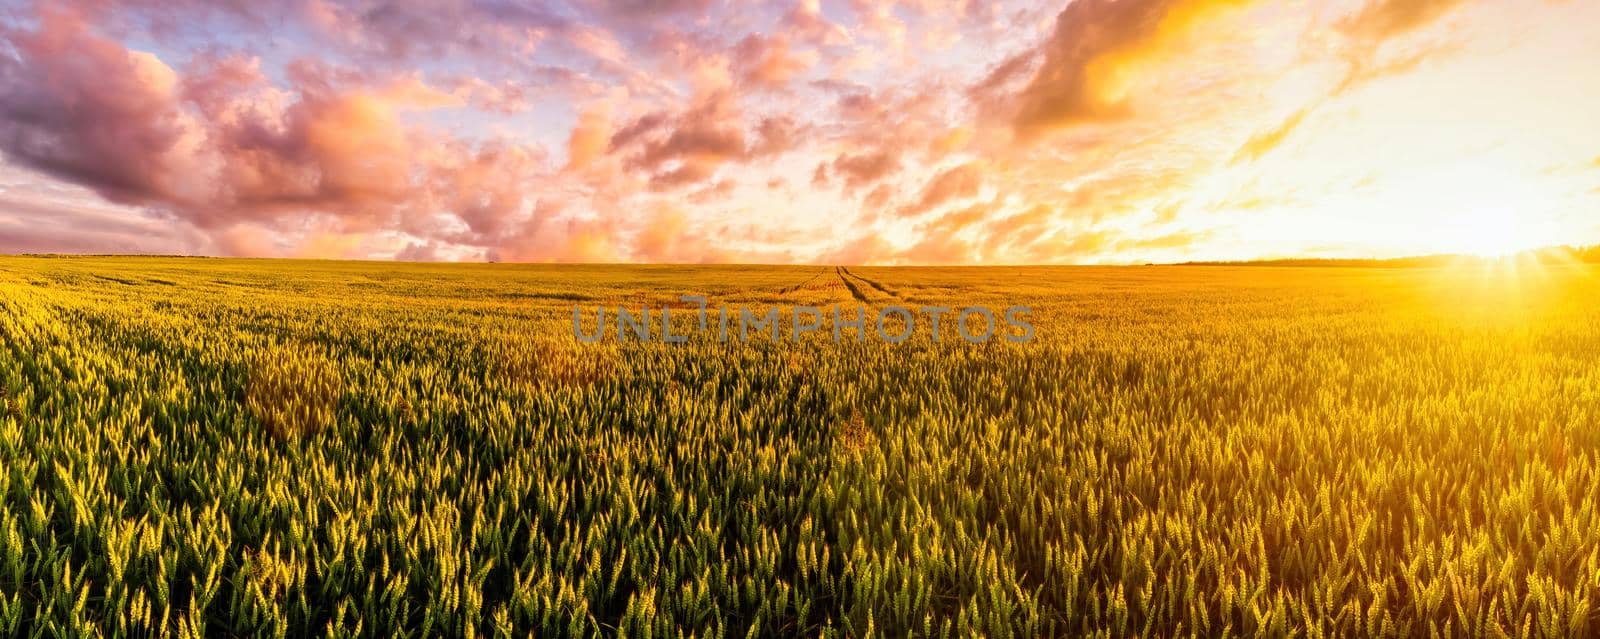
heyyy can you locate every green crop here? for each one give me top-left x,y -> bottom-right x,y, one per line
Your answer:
0,255 -> 1597,637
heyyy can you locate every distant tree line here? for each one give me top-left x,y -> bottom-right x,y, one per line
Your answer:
1182,245 -> 1600,267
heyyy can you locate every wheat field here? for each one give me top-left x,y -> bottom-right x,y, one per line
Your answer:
1,255 -> 1597,637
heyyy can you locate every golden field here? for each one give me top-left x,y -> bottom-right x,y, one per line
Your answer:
1,256 -> 1597,637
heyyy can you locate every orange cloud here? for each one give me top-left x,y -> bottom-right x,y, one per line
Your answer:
899,163 -> 984,217
734,34 -> 816,89
1339,0 -> 1469,43
1328,0 -> 1475,93
814,150 -> 900,192
981,204 -> 1058,256
566,105 -> 614,170
984,0 -> 1251,136
1233,109 -> 1310,164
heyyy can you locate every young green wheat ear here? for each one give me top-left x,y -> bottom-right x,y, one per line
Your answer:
245,343 -> 342,439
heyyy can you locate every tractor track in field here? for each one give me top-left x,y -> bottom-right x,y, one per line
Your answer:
835,267 -> 871,303
839,267 -> 898,299
779,267 -> 832,294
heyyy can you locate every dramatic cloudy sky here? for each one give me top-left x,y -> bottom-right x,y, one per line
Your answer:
0,0 -> 1596,263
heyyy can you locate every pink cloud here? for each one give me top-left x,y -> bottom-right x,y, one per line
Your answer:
0,8 -> 201,206
898,162 -> 984,217
607,91 -> 802,191
0,10 -> 572,258
814,150 -> 900,192
733,34 -> 817,89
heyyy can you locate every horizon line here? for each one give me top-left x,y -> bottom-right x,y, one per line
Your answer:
5,244 -> 1600,268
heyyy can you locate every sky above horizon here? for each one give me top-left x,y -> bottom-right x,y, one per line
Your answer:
0,0 -> 1596,264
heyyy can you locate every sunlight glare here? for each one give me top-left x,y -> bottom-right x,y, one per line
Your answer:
1453,207 -> 1535,258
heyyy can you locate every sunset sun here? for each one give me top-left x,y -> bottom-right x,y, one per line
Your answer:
1453,208 -> 1536,258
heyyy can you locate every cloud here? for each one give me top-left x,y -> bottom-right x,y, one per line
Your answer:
1221,0 -> 1476,180
581,0 -> 713,19
487,209 -> 624,264
901,200 -> 995,264
922,200 -> 995,235
392,241 -> 439,261
898,163 -> 984,217
733,34 -> 816,89
647,161 -> 717,191
567,25 -> 629,66
902,232 -> 975,264
1338,0 -> 1470,43
431,140 -> 546,240
981,0 -> 1249,136
750,116 -> 800,157
566,104 -> 614,170
845,0 -> 907,55
1232,108 -> 1309,164
630,92 -> 747,167
609,91 -> 801,190
812,200 -> 1203,265
816,232 -> 896,266
0,8 -> 201,206
1014,228 -> 1206,263
1331,0 -> 1474,92
783,0 -> 848,46
861,183 -> 894,212
630,205 -> 742,262
814,150 -> 900,192
445,76 -> 533,114
981,204 -> 1058,256
0,8 -> 559,256
0,190 -> 211,255
303,0 -> 564,68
